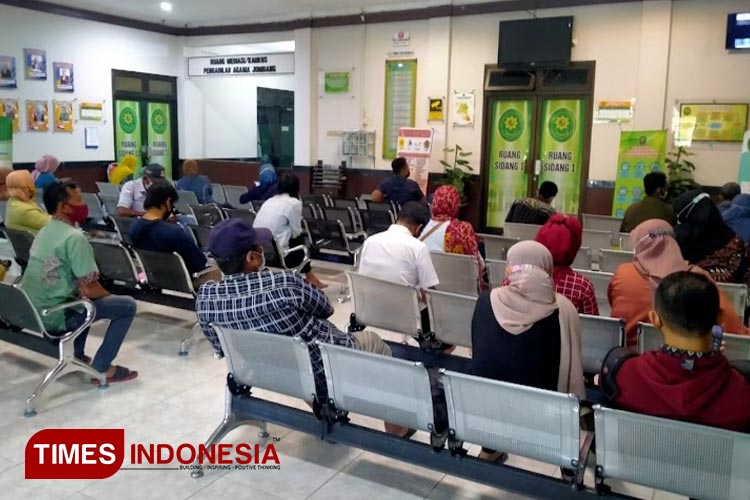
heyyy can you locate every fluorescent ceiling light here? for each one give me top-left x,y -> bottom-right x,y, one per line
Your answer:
160,2 -> 173,12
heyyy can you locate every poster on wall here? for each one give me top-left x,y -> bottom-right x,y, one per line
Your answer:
53,62 -> 74,92
80,101 -> 103,121
452,91 -> 475,127
428,98 -> 443,121
114,100 -> 143,172
2,99 -> 20,133
0,56 -> 17,88
677,103 -> 748,143
396,127 -> 433,195
26,100 -> 48,132
485,100 -> 532,229
147,102 -> 172,179
611,130 -> 667,217
0,117 -> 11,168
537,99 -> 586,215
53,100 -> 73,133
383,59 -> 417,159
595,100 -> 634,124
24,48 -> 47,80
738,130 -> 750,193
324,72 -> 349,94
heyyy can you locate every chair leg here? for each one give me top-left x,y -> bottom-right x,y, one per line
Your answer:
190,388 -> 269,478
179,323 -> 200,356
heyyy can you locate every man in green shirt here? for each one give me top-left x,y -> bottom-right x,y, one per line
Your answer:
22,181 -> 138,384
620,172 -> 677,233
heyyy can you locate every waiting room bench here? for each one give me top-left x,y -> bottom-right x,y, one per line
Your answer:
638,322 -> 750,360
0,282 -> 107,416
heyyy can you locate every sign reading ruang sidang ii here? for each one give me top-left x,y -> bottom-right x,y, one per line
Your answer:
188,53 -> 295,77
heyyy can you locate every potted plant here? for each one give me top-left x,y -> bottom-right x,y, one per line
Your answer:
438,144 -> 474,205
665,146 -> 701,202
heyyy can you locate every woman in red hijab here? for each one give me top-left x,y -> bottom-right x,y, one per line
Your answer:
535,214 -> 599,315
421,185 -> 486,290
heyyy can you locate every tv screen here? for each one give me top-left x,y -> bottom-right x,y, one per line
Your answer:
726,13 -> 750,50
498,17 -> 573,67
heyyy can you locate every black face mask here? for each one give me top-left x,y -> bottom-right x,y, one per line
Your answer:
161,202 -> 173,221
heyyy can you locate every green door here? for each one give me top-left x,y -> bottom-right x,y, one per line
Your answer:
114,99 -> 175,179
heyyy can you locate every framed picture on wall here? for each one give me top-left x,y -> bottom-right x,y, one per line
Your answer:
53,62 -> 74,92
677,102 -> 749,143
26,100 -> 48,132
24,48 -> 47,80
2,99 -> 20,133
0,56 -> 17,88
53,100 -> 73,132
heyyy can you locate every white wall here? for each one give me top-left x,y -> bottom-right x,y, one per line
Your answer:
0,5 -> 182,163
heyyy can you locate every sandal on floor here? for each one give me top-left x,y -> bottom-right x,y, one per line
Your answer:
91,365 -> 138,385
75,354 -> 92,364
400,428 -> 417,439
478,450 -> 509,463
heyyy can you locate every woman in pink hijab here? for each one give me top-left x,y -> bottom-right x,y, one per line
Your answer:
33,154 -> 60,190
608,219 -> 746,345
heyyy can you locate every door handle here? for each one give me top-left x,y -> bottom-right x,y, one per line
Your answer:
534,159 -> 541,176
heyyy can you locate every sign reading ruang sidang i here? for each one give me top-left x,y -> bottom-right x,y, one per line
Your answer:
188,53 -> 294,77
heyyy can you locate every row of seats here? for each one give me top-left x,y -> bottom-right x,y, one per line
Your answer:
197,324 -> 750,500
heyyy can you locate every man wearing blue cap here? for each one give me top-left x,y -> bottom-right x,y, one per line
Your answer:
196,219 -> 413,437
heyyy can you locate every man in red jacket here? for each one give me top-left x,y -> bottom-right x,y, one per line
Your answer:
601,271 -> 750,432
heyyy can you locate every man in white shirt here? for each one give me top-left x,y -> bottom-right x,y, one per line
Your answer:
117,164 -> 164,217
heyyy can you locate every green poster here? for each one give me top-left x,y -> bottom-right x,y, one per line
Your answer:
538,99 -> 586,215
612,130 -> 668,217
0,117 -> 11,168
383,60 -> 417,159
324,72 -> 349,94
114,100 -> 142,174
147,102 -> 172,179
486,100 -> 532,229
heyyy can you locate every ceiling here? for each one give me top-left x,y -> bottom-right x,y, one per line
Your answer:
41,0 -> 489,27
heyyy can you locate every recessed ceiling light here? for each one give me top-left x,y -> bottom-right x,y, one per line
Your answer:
160,2 -> 172,12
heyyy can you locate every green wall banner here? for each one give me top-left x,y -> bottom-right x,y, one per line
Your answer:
739,130 -> 750,193
147,102 -> 172,179
382,59 -> 417,159
114,100 -> 142,174
538,99 -> 586,215
485,100 -> 532,229
611,130 -> 667,217
0,117 -> 11,168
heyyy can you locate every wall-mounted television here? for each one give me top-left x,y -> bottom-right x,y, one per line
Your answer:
498,16 -> 573,67
726,13 -> 750,50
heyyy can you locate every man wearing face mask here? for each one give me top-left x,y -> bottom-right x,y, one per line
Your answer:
22,181 -> 138,384
619,172 -> 676,232
129,183 -> 219,287
358,202 -> 440,332
116,163 -> 166,218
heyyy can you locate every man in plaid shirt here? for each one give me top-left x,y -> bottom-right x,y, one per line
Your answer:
196,220 -> 410,437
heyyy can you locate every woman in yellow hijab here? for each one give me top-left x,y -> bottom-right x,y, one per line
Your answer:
108,155 -> 136,186
5,169 -> 50,235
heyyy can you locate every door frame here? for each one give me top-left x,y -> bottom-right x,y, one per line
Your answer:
479,61 -> 596,233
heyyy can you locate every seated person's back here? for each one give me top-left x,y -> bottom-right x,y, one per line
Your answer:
619,172 -> 676,232
371,157 -> 424,206
358,201 -> 438,289
505,181 -> 558,225
175,159 -> 213,204
129,183 -> 207,275
602,271 -> 750,432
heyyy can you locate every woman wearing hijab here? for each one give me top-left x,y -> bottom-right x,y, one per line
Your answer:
5,169 -> 51,235
421,185 -> 486,290
175,159 -> 213,204
608,219 -> 746,346
32,154 -> 60,190
107,154 -> 136,186
722,193 -> 750,245
240,159 -> 279,204
535,214 -> 599,315
0,167 -> 12,201
673,189 -> 748,284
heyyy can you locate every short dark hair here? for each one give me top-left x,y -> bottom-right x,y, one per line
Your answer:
539,181 -> 558,199
144,183 -> 178,211
43,180 -> 78,214
720,182 -> 741,202
214,244 -> 260,275
397,201 -> 430,228
643,172 -> 667,196
277,173 -> 300,198
391,157 -> 407,174
655,271 -> 719,337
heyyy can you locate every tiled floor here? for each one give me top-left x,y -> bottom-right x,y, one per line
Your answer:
0,261 -> 683,500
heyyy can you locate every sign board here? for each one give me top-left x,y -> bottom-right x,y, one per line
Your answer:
428,98 -> 443,121
0,117 -> 11,168
739,130 -> 750,193
188,53 -> 294,77
396,127 -> 433,195
595,100 -> 634,123
393,31 -> 411,46
611,130 -> 667,217
677,103 -> 748,142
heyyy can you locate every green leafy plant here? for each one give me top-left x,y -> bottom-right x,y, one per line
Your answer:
664,146 -> 701,202
439,144 -> 474,205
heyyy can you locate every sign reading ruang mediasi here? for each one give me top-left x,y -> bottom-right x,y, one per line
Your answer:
188,53 -> 294,77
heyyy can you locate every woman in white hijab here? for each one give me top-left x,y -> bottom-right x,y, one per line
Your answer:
471,240 -> 586,460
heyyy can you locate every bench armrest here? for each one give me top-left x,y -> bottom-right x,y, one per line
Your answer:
42,299 -> 96,342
